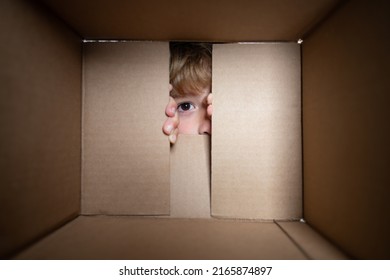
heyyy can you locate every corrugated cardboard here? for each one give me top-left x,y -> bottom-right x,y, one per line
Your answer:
170,135 -> 211,218
0,0 -> 81,258
303,0 -> 390,259
212,43 -> 302,219
15,216 -> 306,260
82,42 -> 170,215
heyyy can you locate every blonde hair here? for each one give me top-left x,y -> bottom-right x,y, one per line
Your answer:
170,42 -> 212,98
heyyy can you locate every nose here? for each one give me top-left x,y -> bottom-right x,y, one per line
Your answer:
199,118 -> 211,135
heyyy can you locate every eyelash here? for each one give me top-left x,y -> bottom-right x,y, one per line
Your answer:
177,102 -> 195,113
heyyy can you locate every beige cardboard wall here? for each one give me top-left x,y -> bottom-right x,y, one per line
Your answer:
0,0 -> 81,257
170,135 -> 211,218
41,0 -> 341,42
303,0 -> 390,259
212,43 -> 302,219
82,42 -> 170,215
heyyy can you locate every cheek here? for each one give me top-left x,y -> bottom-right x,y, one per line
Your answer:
178,115 -> 198,135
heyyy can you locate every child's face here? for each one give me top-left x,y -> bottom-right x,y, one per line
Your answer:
174,87 -> 211,135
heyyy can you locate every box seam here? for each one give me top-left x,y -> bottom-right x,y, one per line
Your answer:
274,220 -> 311,260
80,43 -> 86,215
300,43 -> 305,220
36,0 -> 83,39
7,214 -> 80,260
301,0 -> 349,40
297,221 -> 353,259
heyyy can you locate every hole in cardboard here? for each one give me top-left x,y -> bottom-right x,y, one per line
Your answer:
168,42 -> 213,138
168,42 -> 213,218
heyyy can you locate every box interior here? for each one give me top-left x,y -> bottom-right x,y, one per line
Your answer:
1,0 -> 389,259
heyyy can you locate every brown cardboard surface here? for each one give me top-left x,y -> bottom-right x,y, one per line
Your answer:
212,43 -> 302,219
170,135 -> 211,218
82,42 -> 170,215
41,0 -> 341,41
0,0 -> 81,257
277,221 -> 348,259
303,0 -> 390,259
15,216 -> 306,259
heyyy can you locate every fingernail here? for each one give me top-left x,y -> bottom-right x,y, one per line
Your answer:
166,124 -> 173,133
170,107 -> 176,114
169,134 -> 176,143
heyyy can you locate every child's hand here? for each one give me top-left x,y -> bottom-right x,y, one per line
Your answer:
163,85 -> 179,144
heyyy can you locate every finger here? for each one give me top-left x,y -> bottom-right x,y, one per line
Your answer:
169,84 -> 173,92
162,120 -> 173,136
207,93 -> 213,105
165,96 -> 177,117
163,109 -> 180,136
163,117 -> 177,135
169,128 -> 179,144
207,104 -> 213,118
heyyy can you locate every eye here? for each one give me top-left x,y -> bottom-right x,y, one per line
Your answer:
177,102 -> 195,112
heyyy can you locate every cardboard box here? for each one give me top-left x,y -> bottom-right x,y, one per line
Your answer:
0,0 -> 389,259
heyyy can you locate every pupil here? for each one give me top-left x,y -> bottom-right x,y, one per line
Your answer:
182,103 -> 190,110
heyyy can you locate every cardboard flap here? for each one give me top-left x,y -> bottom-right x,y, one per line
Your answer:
170,135 -> 211,218
212,43 -> 302,219
82,42 -> 170,215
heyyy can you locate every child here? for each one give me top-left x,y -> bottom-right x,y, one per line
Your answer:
163,42 -> 213,144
